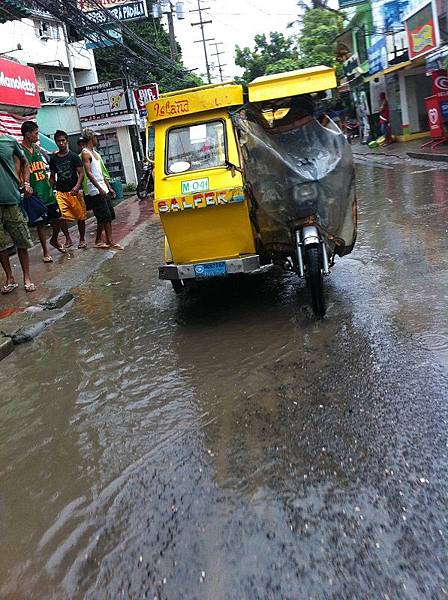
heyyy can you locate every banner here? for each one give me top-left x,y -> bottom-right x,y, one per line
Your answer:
405,0 -> 440,60
431,69 -> 448,97
0,58 -> 40,109
371,0 -> 410,40
82,0 -> 148,23
425,95 -> 444,138
75,79 -> 133,130
133,83 -> 159,118
85,27 -> 123,49
368,38 -> 388,75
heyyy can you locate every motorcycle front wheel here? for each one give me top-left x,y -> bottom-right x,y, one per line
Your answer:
305,245 -> 326,318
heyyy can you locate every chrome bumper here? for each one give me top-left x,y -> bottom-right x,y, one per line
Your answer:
159,254 -> 261,280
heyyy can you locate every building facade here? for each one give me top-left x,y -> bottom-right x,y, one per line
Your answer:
338,0 -> 448,141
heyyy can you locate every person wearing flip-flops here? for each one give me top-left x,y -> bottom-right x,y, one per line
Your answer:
81,129 -> 123,251
0,133 -> 36,294
49,130 -> 87,250
20,121 -> 67,263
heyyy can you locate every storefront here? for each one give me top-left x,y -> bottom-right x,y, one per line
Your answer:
0,57 -> 41,138
75,79 -> 139,184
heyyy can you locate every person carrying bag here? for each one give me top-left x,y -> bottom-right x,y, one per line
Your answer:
0,153 -> 47,226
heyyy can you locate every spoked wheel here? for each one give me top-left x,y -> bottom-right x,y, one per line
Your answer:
137,173 -> 153,200
304,245 -> 326,318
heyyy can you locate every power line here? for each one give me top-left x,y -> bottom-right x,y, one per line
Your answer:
24,0 -> 194,86
210,41 -> 225,82
190,0 -> 212,84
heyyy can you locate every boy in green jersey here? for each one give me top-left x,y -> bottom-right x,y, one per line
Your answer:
20,121 -> 67,262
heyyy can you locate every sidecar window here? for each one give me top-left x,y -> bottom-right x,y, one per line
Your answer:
166,120 -> 226,174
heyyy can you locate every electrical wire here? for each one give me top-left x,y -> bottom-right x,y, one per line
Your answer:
24,0 -> 194,85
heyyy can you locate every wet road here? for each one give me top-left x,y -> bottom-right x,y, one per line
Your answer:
1,158 -> 447,599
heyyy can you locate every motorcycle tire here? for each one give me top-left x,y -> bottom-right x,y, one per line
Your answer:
137,174 -> 150,200
305,245 -> 326,318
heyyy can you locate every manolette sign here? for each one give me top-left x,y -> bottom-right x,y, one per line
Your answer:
0,58 -> 40,109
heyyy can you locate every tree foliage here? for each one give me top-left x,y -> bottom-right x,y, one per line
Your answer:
298,9 -> 341,69
233,9 -> 342,83
94,0 -> 201,92
234,32 -> 302,83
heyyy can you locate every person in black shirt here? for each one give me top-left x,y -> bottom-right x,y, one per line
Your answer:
49,130 -> 87,249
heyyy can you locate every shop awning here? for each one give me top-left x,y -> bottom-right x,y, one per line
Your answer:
364,60 -> 413,83
39,133 -> 58,153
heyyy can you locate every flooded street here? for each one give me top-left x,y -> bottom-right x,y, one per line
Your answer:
1,159 -> 447,599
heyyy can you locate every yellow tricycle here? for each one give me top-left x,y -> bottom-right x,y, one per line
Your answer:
146,66 -> 357,317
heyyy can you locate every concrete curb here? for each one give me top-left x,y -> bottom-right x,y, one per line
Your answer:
407,152 -> 448,162
0,337 -> 14,360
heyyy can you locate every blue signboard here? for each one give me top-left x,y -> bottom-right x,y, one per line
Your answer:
368,37 -> 388,75
85,28 -> 123,50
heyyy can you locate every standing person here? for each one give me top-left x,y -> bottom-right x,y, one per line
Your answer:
50,130 -> 87,249
81,129 -> 123,250
20,121 -> 66,261
0,133 -> 35,293
379,92 -> 392,143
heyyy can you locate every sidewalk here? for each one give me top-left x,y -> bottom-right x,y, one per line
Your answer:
0,195 -> 154,360
352,137 -> 448,162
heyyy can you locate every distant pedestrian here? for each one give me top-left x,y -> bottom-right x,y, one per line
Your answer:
81,129 -> 123,250
0,133 -> 35,293
20,121 -> 67,261
379,92 -> 392,143
50,130 -> 87,249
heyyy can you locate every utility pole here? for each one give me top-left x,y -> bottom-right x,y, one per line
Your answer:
210,41 -> 226,82
167,4 -> 177,60
153,1 -> 185,61
191,0 -> 212,84
62,22 -> 77,97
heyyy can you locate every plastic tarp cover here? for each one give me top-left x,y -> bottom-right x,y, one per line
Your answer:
232,108 -> 357,256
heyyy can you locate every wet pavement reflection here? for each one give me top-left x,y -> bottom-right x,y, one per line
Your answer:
0,161 -> 447,599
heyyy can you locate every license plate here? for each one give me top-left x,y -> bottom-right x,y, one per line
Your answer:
194,261 -> 227,278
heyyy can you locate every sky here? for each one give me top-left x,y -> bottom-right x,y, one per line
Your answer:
164,0 -> 302,81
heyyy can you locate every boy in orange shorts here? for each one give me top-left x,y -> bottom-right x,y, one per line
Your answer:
49,130 -> 87,249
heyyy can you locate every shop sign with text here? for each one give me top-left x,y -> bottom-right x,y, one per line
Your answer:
85,27 -> 123,49
75,79 -> 133,129
368,38 -> 388,75
0,58 -> 40,109
133,83 -> 159,118
83,0 -> 148,23
405,0 -> 440,60
431,69 -> 448,97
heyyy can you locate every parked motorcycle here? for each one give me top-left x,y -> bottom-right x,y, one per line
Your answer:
137,159 -> 154,200
344,119 -> 359,143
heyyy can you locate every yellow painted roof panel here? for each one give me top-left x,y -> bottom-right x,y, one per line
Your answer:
146,82 -> 244,123
248,66 -> 337,102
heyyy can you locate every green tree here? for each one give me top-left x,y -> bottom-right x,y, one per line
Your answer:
298,9 -> 342,70
234,32 -> 302,83
94,0 -> 201,92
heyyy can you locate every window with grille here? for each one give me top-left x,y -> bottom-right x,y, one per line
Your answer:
45,73 -> 71,94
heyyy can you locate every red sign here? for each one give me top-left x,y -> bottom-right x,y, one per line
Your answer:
0,58 -> 40,109
431,69 -> 448,97
425,95 -> 444,138
133,83 -> 159,117
405,0 -> 440,60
